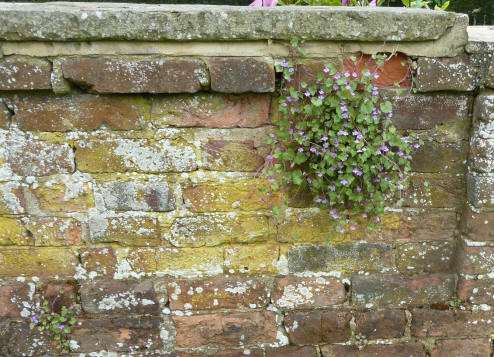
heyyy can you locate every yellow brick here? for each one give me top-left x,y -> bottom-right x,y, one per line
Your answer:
224,244 -> 279,274
0,217 -> 31,245
156,247 -> 223,277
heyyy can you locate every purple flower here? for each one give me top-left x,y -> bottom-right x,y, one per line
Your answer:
414,143 -> 421,149
341,179 -> 348,185
249,0 -> 278,6
288,67 -> 295,73
334,73 -> 341,80
30,315 -> 39,324
356,186 -> 362,192
376,149 -> 382,155
402,137 -> 409,143
352,72 -> 358,78
322,136 -> 328,142
330,209 -> 339,219
269,178 -> 275,183
281,102 -> 287,107
280,60 -> 288,68
364,70 -> 371,77
304,90 -> 311,97
344,71 -> 350,77
353,167 -> 363,176
307,178 -> 312,184
323,67 -> 330,73
267,154 -> 273,160
373,73 -> 380,79
362,213 -> 368,218
338,162 -> 344,168
58,324 -> 65,330
333,84 -> 339,90
328,185 -> 336,191
259,197 -> 264,202
342,0 -> 350,6
329,152 -> 336,158
286,96 -> 292,102
375,216 -> 381,222
337,130 -> 348,136
318,94 -> 325,100
298,147 -> 304,152
299,131 -> 305,136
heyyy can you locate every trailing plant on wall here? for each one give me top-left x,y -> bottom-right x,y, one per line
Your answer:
262,39 -> 422,232
28,290 -> 78,354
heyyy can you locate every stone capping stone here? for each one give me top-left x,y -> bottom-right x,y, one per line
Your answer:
0,3 -> 465,42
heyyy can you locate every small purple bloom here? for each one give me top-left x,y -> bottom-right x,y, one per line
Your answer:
333,84 -> 339,90
337,130 -> 348,136
375,216 -> 381,222
330,209 -> 339,219
259,197 -> 264,202
328,185 -> 336,191
323,67 -> 330,73
288,67 -> 294,73
304,90 -> 311,97
299,131 -> 304,136
307,178 -> 312,184
334,73 -> 341,80
356,186 -> 362,192
341,179 -> 348,185
58,324 -> 65,330
298,147 -> 304,152
269,178 -> 275,183
344,71 -> 350,77
414,143 -> 421,149
281,60 -> 288,68
30,315 -> 39,323
362,213 -> 368,218
322,136 -> 328,142
374,73 -> 380,79
352,72 -> 358,78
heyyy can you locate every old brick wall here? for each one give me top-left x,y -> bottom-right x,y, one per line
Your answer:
0,4 -> 493,356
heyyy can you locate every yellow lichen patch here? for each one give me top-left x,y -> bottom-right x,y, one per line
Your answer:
30,175 -> 94,213
0,181 -> 25,214
23,216 -> 83,246
0,217 -> 31,245
167,213 -> 272,247
0,247 -> 78,277
156,247 -> 223,277
183,179 -> 280,212
224,244 -> 279,274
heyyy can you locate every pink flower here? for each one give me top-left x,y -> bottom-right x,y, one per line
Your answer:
369,0 -> 377,6
249,0 -> 278,6
342,0 -> 350,5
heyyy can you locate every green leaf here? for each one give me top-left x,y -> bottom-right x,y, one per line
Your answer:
311,97 -> 323,107
272,206 -> 281,216
380,101 -> 393,114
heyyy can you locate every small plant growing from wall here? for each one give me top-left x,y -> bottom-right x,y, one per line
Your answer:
28,289 -> 78,354
354,333 -> 368,350
262,38 -> 422,232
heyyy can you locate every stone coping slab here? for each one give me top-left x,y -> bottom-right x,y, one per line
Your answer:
0,2 -> 465,42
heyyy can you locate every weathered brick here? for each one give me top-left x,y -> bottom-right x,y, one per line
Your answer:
71,316 -> 163,352
76,139 -> 197,173
22,216 -> 83,246
0,181 -> 25,214
396,240 -> 455,273
202,139 -> 265,171
411,141 -> 467,173
216,350 -> 263,357
487,61 -> 494,88
288,243 -> 392,273
0,57 -> 51,90
98,180 -> 175,211
168,276 -> 269,310
457,243 -> 494,274
412,309 -> 494,338
209,57 -> 274,93
11,95 -> 150,132
169,214 -> 271,247
224,244 -> 279,274
459,277 -> 494,305
467,173 -> 494,208
1,131 -> 74,176
460,206 -> 494,241
183,180 -> 280,212
30,175 -> 94,213
355,310 -> 406,339
266,346 -> 318,357
471,138 -> 494,173
0,283 -> 32,317
124,247 -> 224,277
151,93 -> 271,128
80,279 -> 160,315
474,92 -> 494,125
173,311 -> 277,348
80,247 -> 118,277
0,248 -> 78,277
89,214 -> 161,246
430,338 -> 491,357
344,53 -> 411,88
284,310 -> 351,344
403,173 -> 466,209
321,343 -> 426,357
272,276 -> 346,309
61,56 -> 208,93
352,274 -> 455,308
416,55 -> 478,92
388,93 -> 471,130
0,217 -> 31,245
0,322 -> 55,356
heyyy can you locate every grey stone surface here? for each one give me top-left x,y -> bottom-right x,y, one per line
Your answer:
466,26 -> 494,54
0,3 -> 463,42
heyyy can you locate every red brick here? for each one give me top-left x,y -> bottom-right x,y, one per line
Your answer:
22,216 -> 83,246
471,138 -> 494,173
0,283 -> 32,318
71,316 -> 163,352
0,57 -> 51,90
11,95 -> 150,132
388,93 -> 471,130
412,308 -> 494,338
458,277 -> 494,305
80,247 -> 118,276
3,132 -> 74,176
487,59 -> 494,88
202,139 -> 265,171
355,310 -> 406,339
151,93 -> 271,128
173,311 -> 277,348
284,310 -> 351,344
411,141 -> 467,174
457,243 -> 494,274
352,274 -> 455,308
209,57 -> 275,93
321,343 -> 426,357
0,100 -> 10,128
468,173 -> 494,208
80,279 -> 159,315
168,277 -> 269,310
344,53 -> 411,89
272,276 -> 346,309
460,206 -> 494,241
266,346 -> 318,357
396,240 -> 455,274
1,322 -> 56,356
61,56 -> 207,93
430,339 -> 491,357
